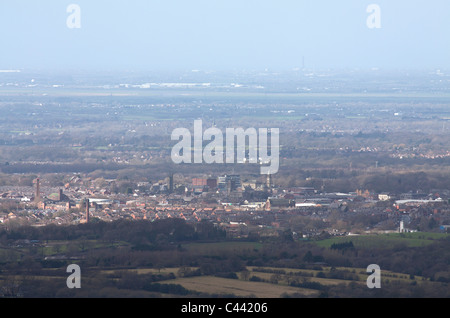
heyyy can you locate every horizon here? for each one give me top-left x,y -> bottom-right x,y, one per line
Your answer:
1,1 -> 450,73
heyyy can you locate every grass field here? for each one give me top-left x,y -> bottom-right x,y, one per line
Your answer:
152,264 -> 430,297
0,262 -> 437,298
162,275 -> 319,298
246,268 -> 351,287
315,232 -> 450,249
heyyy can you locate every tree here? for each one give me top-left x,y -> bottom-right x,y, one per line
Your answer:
303,251 -> 314,263
281,229 -> 294,242
269,274 -> 281,284
155,263 -> 165,273
0,276 -> 22,298
240,269 -> 251,281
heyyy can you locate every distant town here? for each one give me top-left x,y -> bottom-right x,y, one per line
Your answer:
2,172 -> 449,239
1,69 -> 449,241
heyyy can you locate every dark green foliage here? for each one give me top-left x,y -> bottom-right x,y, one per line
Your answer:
330,241 -> 355,251
0,218 -> 225,246
249,276 -> 264,282
143,283 -> 189,296
290,281 -> 327,291
215,272 -> 239,279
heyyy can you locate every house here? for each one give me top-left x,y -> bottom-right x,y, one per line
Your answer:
269,198 -> 295,208
378,193 -> 392,201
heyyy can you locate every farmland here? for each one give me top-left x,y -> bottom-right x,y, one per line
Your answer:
314,232 -> 450,249
0,263 -> 434,298
0,219 -> 448,298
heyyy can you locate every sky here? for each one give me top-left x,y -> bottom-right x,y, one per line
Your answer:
0,0 -> 449,73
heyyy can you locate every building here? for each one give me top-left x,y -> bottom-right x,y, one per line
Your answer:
192,178 -> 208,187
47,189 -> 70,203
218,175 -> 241,192
192,177 -> 218,192
399,220 -> 404,233
378,193 -> 392,201
268,198 -> 295,208
206,178 -> 217,190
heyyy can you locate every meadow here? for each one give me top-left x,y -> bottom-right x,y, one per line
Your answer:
314,232 -> 450,249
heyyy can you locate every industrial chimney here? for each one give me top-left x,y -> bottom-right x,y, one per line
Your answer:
85,198 -> 90,223
34,178 -> 41,203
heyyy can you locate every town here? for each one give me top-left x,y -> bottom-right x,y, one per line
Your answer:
1,172 -> 448,239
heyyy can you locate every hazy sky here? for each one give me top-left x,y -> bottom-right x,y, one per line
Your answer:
0,0 -> 449,72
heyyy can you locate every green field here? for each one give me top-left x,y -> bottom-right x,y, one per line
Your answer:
315,232 -> 450,249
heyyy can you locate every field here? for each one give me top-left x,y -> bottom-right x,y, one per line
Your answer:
1,225 -> 448,298
314,232 -> 450,249
162,275 -> 319,297
0,260 -> 437,298
94,262 -> 431,298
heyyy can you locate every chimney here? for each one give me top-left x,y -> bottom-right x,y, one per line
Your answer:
169,173 -> 174,193
85,198 -> 90,223
34,178 -> 41,202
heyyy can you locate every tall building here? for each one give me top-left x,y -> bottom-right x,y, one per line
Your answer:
218,175 -> 241,192
229,175 -> 241,191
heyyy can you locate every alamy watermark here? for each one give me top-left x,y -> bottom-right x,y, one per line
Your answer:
66,264 -> 81,288
65,4 -> 379,30
366,4 -> 381,29
366,264 -> 381,288
66,4 -> 81,29
171,120 -> 279,175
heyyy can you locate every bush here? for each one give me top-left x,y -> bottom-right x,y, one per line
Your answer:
215,272 -> 238,279
249,276 -> 264,282
143,283 -> 190,296
290,281 -> 327,291
316,271 -> 326,278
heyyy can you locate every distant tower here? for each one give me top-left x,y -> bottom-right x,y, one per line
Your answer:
266,173 -> 272,189
169,173 -> 174,193
85,198 -> 90,223
34,178 -> 41,203
399,220 -> 404,233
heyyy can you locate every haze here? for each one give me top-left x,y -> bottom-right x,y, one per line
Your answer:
0,0 -> 449,72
